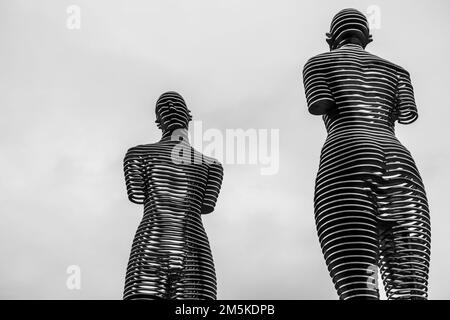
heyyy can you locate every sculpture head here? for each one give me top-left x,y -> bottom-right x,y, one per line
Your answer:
326,8 -> 373,50
155,91 -> 192,134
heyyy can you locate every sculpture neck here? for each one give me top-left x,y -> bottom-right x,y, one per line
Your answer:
161,128 -> 190,143
335,37 -> 365,50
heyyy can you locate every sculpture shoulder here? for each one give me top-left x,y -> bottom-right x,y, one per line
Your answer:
125,143 -> 159,158
303,52 -> 334,71
363,51 -> 410,75
392,62 -> 410,78
202,154 -> 223,171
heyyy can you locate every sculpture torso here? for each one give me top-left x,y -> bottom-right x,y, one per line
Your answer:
303,43 -> 424,198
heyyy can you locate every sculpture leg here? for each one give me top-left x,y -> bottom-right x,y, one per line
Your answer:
315,182 -> 380,300
378,194 -> 431,300
123,256 -> 171,300
174,261 -> 217,300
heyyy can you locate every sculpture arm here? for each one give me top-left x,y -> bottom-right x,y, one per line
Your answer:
395,68 -> 418,124
123,146 -> 146,204
302,55 -> 336,115
201,161 -> 224,215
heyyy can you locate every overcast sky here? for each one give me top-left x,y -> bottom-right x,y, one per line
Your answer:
1,0 -> 449,299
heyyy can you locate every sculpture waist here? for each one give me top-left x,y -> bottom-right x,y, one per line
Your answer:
325,125 -> 396,138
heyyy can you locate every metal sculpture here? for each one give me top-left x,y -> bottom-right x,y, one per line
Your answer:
123,91 -> 224,300
302,8 -> 430,300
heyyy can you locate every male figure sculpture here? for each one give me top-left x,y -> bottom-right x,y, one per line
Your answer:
302,8 -> 430,299
123,91 -> 224,300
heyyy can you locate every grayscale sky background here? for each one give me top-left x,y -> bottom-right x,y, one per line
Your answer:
1,0 -> 449,299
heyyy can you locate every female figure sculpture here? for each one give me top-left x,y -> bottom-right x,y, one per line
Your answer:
302,9 -> 430,299
123,91 -> 224,300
